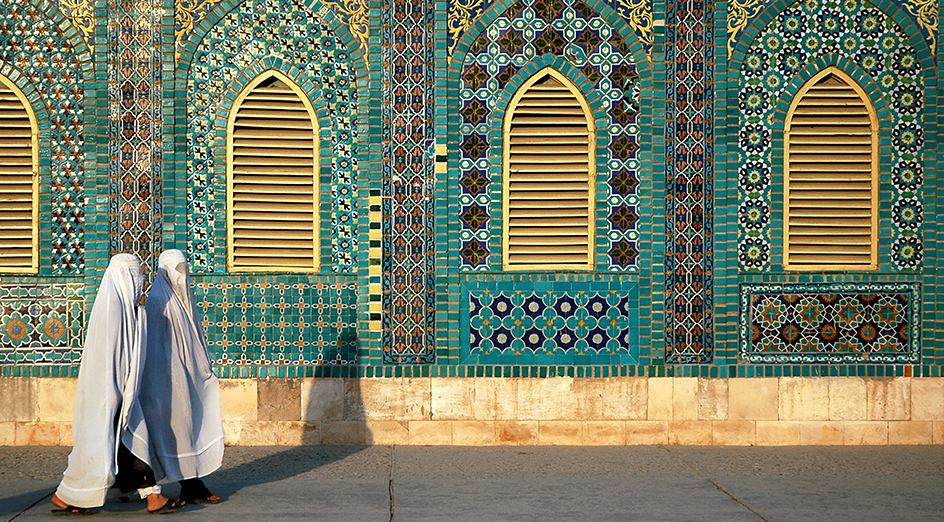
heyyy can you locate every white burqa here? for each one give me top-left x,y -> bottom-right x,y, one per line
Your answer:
56,254 -> 146,508
125,249 -> 223,481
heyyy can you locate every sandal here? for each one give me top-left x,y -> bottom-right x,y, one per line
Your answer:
179,477 -> 220,504
147,498 -> 184,515
51,505 -> 94,516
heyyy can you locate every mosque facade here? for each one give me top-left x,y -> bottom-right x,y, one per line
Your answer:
0,0 -> 942,445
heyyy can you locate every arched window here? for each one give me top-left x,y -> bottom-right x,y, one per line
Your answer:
784,67 -> 878,270
0,74 -> 38,273
227,71 -> 319,272
503,68 -> 595,270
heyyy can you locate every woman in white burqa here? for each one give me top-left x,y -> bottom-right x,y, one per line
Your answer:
126,249 -> 224,504
52,254 -> 182,515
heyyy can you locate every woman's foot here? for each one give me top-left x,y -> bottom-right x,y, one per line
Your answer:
179,477 -> 220,504
52,493 -> 68,509
50,494 -> 94,516
146,494 -> 184,514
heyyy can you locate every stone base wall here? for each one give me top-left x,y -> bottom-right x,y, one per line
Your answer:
2,377 -> 942,446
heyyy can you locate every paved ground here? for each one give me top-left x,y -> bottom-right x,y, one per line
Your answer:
1,445 -> 942,521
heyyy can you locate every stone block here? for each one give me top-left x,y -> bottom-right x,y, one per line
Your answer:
366,421 -> 410,445
933,421 -> 943,445
698,379 -> 728,421
322,421 -> 367,445
828,378 -> 867,420
15,422 -> 59,445
519,378 -> 576,420
431,378 -> 475,420
798,421 -> 844,445
238,421 -> 305,445
59,422 -> 73,445
584,421 -> 626,445
910,379 -> 944,421
672,378 -> 698,421
711,421 -> 755,445
888,421 -> 933,445
626,421 -> 668,444
453,421 -> 496,446
470,379 -> 498,420
0,379 -> 34,422
222,419 -> 242,446
400,378 -> 433,420
602,377 -> 647,420
35,378 -> 76,422
301,378 -> 344,421
220,379 -> 257,421
755,421 -> 800,446
647,377 -> 673,420
537,421 -> 582,445
667,421 -> 711,445
0,422 -> 14,445
494,379 -> 519,420
842,421 -> 887,445
409,421 -> 453,445
302,422 -> 321,445
258,379 -> 301,422
866,378 -> 910,421
495,421 -> 537,445
355,378 -> 431,421
728,378 -> 778,421
572,379 -> 604,420
779,377 -> 829,421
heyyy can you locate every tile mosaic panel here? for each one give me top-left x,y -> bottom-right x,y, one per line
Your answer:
737,0 -> 924,271
0,1 -> 87,275
448,0 -> 653,59
186,0 -> 358,273
739,282 -> 921,363
664,0 -> 714,363
457,0 -> 642,271
192,275 -> 358,365
51,0 -> 94,48
174,0 -> 368,60
109,0 -> 163,275
462,279 -> 639,365
0,282 -> 85,365
728,0 -> 937,57
381,0 -> 436,363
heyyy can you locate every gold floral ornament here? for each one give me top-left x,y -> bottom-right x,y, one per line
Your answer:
900,0 -> 936,56
615,0 -> 652,59
727,0 -> 767,58
57,0 -> 95,50
175,0 -> 226,62
322,0 -> 368,53
448,0 -> 485,57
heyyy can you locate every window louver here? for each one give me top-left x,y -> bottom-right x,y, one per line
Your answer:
784,69 -> 878,270
227,73 -> 318,271
0,77 -> 37,273
503,70 -> 594,270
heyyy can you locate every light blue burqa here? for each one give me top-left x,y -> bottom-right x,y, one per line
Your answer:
56,254 -> 146,508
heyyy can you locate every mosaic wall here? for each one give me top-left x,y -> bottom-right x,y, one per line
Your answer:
0,282 -> 84,365
463,281 -> 639,365
736,0 -> 925,271
740,282 -> 921,363
51,0 -> 94,48
448,0 -> 654,59
380,0 -> 436,363
457,0 -> 642,271
185,0 -> 359,273
0,0 -> 87,275
728,0 -> 937,57
664,0 -> 714,363
109,0 -> 163,275
193,275 -> 358,365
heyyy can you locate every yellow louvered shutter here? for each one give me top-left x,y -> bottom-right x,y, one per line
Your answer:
503,69 -> 594,270
0,76 -> 38,273
784,68 -> 878,270
227,72 -> 318,272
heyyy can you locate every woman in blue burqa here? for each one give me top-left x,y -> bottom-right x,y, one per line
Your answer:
125,249 -> 224,505
52,254 -> 184,515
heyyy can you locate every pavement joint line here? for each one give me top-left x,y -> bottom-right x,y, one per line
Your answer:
389,445 -> 396,522
6,488 -> 53,522
658,445 -> 772,522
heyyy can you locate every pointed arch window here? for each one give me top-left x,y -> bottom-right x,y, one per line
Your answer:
0,74 -> 38,273
227,71 -> 319,272
784,68 -> 878,270
503,68 -> 595,270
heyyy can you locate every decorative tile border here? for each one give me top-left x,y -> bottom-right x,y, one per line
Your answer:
739,281 -> 921,363
0,282 -> 84,365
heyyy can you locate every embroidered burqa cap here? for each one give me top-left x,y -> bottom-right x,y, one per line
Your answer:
56,254 -> 147,508
125,249 -> 223,481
